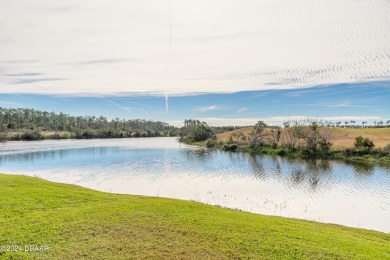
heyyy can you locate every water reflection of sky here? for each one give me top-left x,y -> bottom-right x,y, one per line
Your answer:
1,137 -> 389,233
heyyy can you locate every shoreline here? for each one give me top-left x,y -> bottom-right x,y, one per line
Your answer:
1,130 -> 175,142
185,140 -> 390,167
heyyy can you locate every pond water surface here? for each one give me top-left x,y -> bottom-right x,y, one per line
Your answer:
1,137 -> 389,233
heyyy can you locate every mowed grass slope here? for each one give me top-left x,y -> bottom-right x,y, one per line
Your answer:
216,127 -> 390,148
1,174 -> 390,259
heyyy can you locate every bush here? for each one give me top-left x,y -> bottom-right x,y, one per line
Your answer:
75,129 -> 95,139
7,122 -> 16,129
205,139 -> 217,148
0,131 -> 6,141
354,136 -> 375,152
319,138 -> 332,151
193,125 -> 213,142
226,136 -> 234,144
22,130 -> 43,141
383,144 -> 390,156
51,133 -> 62,139
300,148 -> 313,157
223,144 -> 237,151
179,135 -> 194,144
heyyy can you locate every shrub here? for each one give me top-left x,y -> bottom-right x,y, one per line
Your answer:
223,144 -> 237,151
22,130 -> 43,141
7,122 -> 16,129
205,139 -> 216,148
383,144 -> 390,155
51,133 -> 62,139
193,125 -> 213,142
75,129 -> 95,139
354,136 -> 375,151
300,148 -> 313,157
180,135 -> 194,144
319,138 -> 332,151
0,131 -> 6,141
226,136 -> 234,145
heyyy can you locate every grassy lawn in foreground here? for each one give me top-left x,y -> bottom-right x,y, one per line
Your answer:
1,174 -> 390,259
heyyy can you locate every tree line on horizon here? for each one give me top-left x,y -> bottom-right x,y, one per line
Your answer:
284,119 -> 390,129
0,107 -> 177,140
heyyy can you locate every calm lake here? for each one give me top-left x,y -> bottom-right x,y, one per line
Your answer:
1,137 -> 389,233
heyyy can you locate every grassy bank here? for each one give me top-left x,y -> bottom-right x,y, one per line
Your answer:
1,174 -> 390,259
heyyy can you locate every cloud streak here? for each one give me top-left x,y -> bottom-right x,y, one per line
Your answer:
292,101 -> 374,109
192,105 -> 223,113
237,108 -> 249,114
0,100 -> 22,106
106,100 -> 134,115
0,0 -> 389,96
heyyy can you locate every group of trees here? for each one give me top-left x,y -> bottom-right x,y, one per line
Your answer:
281,121 -> 333,153
247,121 -> 332,155
0,107 -> 177,140
222,120 -> 390,159
179,120 -> 213,143
284,120 -> 390,129
179,119 -> 246,144
220,120 -> 334,156
178,119 -> 336,155
183,119 -> 242,134
0,107 -> 173,132
176,118 -> 390,160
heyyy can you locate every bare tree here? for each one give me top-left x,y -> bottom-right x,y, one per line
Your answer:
249,121 -> 270,148
281,121 -> 303,149
270,128 -> 281,148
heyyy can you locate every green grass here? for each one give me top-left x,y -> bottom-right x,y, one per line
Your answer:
1,174 -> 390,259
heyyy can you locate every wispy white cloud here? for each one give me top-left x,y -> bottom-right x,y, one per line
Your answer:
327,101 -> 351,108
192,105 -> 223,113
269,116 -> 381,122
164,93 -> 169,113
237,108 -> 249,114
0,100 -> 22,106
106,100 -> 134,114
293,101 -> 374,109
0,0 -> 388,96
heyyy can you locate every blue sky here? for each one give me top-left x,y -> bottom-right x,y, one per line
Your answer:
1,81 -> 389,127
0,1 -> 389,126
